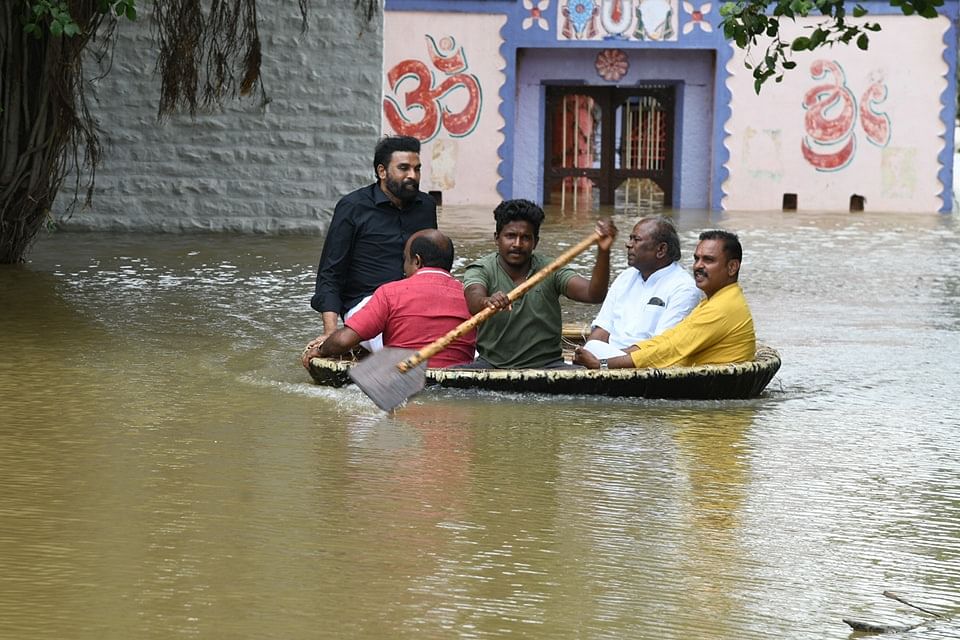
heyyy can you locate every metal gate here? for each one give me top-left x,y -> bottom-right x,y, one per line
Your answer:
543,85 -> 674,209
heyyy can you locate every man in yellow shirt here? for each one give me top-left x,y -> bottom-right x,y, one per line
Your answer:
573,229 -> 755,369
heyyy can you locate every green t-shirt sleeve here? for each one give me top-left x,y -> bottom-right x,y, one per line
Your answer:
462,260 -> 492,291
555,265 -> 578,297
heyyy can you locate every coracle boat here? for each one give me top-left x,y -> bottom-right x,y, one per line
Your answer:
305,326 -> 782,400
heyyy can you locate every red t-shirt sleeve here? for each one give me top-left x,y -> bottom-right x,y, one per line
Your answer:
344,288 -> 390,340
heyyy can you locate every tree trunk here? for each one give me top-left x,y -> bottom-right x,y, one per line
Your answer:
0,1 -> 107,263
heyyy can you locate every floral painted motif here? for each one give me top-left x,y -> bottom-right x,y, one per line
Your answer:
523,0 -> 551,30
564,0 -> 599,39
681,1 -> 711,33
595,48 -> 628,81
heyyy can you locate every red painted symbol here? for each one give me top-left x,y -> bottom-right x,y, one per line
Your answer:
383,35 -> 482,141
859,79 -> 891,147
801,60 -> 857,171
801,60 -> 891,172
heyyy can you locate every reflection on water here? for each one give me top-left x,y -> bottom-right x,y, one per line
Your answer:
1,210 -> 958,639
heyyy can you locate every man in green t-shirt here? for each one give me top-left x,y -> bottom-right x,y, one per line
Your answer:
460,199 -> 617,369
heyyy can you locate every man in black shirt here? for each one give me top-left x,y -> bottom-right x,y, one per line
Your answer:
307,136 -> 437,352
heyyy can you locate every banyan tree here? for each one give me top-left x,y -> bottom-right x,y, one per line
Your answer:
0,0 -> 312,264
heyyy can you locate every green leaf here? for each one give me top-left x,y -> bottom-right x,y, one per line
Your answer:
50,20 -> 63,36
852,4 -> 867,16
125,4 -> 137,20
856,33 -> 869,49
719,2 -> 739,16
783,60 -> 797,69
63,22 -> 80,36
791,35 -> 811,50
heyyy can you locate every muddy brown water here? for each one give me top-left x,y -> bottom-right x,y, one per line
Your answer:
1,207 -> 958,639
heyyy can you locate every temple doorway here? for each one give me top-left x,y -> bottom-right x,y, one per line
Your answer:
543,85 -> 675,210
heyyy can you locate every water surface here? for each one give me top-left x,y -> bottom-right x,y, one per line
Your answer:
1,208 -> 958,639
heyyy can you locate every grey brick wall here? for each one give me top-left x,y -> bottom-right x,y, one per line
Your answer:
56,1 -> 383,233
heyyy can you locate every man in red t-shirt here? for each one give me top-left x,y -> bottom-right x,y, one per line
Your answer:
302,229 -> 476,369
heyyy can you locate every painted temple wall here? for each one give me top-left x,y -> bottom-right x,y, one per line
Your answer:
384,1 -> 957,212
723,15 -> 952,212
382,12 -> 507,205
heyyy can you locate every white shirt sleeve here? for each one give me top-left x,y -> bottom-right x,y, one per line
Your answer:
591,269 -> 629,330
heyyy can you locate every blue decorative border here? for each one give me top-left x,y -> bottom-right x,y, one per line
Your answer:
385,0 -> 512,12
937,2 -> 958,212
714,41 -> 732,211
497,18 -> 514,199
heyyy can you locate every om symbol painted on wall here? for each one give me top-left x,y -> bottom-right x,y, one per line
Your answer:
801,60 -> 891,171
383,35 -> 483,142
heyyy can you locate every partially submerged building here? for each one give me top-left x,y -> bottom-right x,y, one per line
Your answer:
383,0 -> 959,212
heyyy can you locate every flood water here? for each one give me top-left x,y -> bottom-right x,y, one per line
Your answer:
1,207 -> 958,639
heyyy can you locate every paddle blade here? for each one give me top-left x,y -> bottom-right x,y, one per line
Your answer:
348,347 -> 427,411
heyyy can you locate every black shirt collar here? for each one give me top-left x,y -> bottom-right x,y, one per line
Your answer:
371,182 -> 422,210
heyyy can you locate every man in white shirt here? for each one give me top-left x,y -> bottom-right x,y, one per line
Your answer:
583,216 -> 702,359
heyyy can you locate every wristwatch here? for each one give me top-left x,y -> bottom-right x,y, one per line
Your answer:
599,358 -> 609,370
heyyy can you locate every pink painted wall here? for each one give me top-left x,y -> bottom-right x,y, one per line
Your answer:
723,16 -> 950,212
382,12 -> 506,205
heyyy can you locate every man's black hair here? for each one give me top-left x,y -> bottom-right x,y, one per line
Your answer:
699,229 -> 743,262
641,215 -> 682,262
373,136 -> 420,178
493,199 -> 545,239
409,233 -> 454,271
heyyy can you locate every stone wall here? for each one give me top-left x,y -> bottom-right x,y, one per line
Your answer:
56,1 -> 383,233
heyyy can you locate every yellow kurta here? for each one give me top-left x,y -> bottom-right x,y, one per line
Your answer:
629,282 -> 756,368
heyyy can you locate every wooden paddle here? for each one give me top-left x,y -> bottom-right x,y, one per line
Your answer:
348,230 -> 603,411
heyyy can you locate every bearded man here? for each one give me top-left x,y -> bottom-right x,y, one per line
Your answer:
308,136 -> 437,352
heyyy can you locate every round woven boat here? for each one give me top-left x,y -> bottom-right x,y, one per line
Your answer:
306,344 -> 781,401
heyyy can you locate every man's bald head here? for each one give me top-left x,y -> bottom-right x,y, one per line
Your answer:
404,229 -> 455,273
